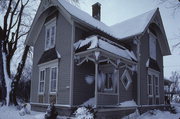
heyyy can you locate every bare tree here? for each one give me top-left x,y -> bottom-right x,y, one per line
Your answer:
170,71 -> 180,100
0,0 -> 80,106
0,0 -> 34,106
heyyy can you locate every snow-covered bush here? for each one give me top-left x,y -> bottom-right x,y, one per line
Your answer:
74,106 -> 96,119
44,103 -> 58,119
19,103 -> 31,116
172,95 -> 180,103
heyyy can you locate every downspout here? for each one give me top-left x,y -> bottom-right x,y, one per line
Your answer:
136,36 -> 141,106
69,21 -> 75,107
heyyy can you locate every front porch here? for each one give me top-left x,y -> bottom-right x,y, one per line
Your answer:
73,35 -> 137,107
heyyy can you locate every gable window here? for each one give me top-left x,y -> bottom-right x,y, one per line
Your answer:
149,33 -> 156,60
50,67 -> 58,93
45,18 -> 56,50
121,70 -> 132,90
39,69 -> 45,94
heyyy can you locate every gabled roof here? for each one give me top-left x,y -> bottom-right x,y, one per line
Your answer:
26,0 -> 170,56
110,9 -> 157,39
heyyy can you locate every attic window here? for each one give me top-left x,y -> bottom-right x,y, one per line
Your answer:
149,32 -> 156,60
45,18 -> 56,50
121,70 -> 132,90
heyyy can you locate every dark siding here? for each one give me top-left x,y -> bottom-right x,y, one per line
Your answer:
119,68 -> 134,103
139,30 -> 164,105
139,31 -> 149,105
73,61 -> 95,105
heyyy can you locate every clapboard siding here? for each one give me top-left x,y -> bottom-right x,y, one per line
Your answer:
31,9 -> 73,105
73,61 -> 95,105
139,29 -> 164,105
30,24 -> 45,103
55,11 -> 72,105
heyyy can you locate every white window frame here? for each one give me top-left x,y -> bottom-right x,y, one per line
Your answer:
149,32 -> 157,60
98,64 -> 118,94
45,18 -> 56,50
49,66 -> 58,94
147,68 -> 160,105
121,70 -> 132,90
38,69 -> 46,95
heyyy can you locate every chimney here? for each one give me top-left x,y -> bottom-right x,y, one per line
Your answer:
92,2 -> 101,21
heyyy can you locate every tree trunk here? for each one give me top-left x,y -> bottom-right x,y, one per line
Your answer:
10,45 -> 30,105
0,27 -> 7,106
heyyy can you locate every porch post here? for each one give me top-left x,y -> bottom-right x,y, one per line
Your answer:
95,62 -> 98,108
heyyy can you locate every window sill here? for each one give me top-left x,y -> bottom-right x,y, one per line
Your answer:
49,92 -> 57,95
98,92 -> 118,96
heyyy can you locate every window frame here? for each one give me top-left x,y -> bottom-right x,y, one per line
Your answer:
49,66 -> 58,94
149,32 -> 157,60
147,68 -> 160,105
38,69 -> 46,95
98,64 -> 117,94
45,18 -> 56,50
121,70 -> 132,90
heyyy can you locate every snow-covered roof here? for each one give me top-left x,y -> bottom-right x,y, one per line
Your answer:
110,9 -> 157,39
74,35 -> 137,61
58,0 -> 115,38
58,0 -> 158,40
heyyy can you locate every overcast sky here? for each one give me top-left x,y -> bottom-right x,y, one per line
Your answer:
78,0 -> 180,79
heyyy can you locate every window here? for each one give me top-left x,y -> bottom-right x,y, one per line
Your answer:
121,70 -> 132,90
39,70 -> 45,94
105,73 -> 113,90
50,67 -> 58,93
147,70 -> 159,105
149,33 -> 156,60
45,18 -> 56,50
98,64 -> 117,93
147,75 -> 153,96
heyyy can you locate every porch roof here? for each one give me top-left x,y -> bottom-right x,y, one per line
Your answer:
74,35 -> 137,64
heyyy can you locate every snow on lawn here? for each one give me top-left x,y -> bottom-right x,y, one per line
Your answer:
137,110 -> 180,119
119,100 -> 137,107
0,106 -> 45,119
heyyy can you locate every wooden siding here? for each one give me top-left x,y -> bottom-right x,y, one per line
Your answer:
139,30 -> 164,105
31,10 -> 73,105
56,12 -> 72,105
97,94 -> 118,105
73,61 -> 95,105
119,67 -> 135,103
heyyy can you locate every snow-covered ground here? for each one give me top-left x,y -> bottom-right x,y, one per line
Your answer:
1,104 -> 180,119
0,106 -> 45,119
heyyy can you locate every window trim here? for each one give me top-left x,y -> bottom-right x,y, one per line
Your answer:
49,66 -> 58,94
121,70 -> 132,90
98,64 -> 118,94
45,18 -> 56,51
38,69 -> 46,95
147,68 -> 160,105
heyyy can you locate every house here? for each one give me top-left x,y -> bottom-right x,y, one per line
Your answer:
25,0 -> 171,118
